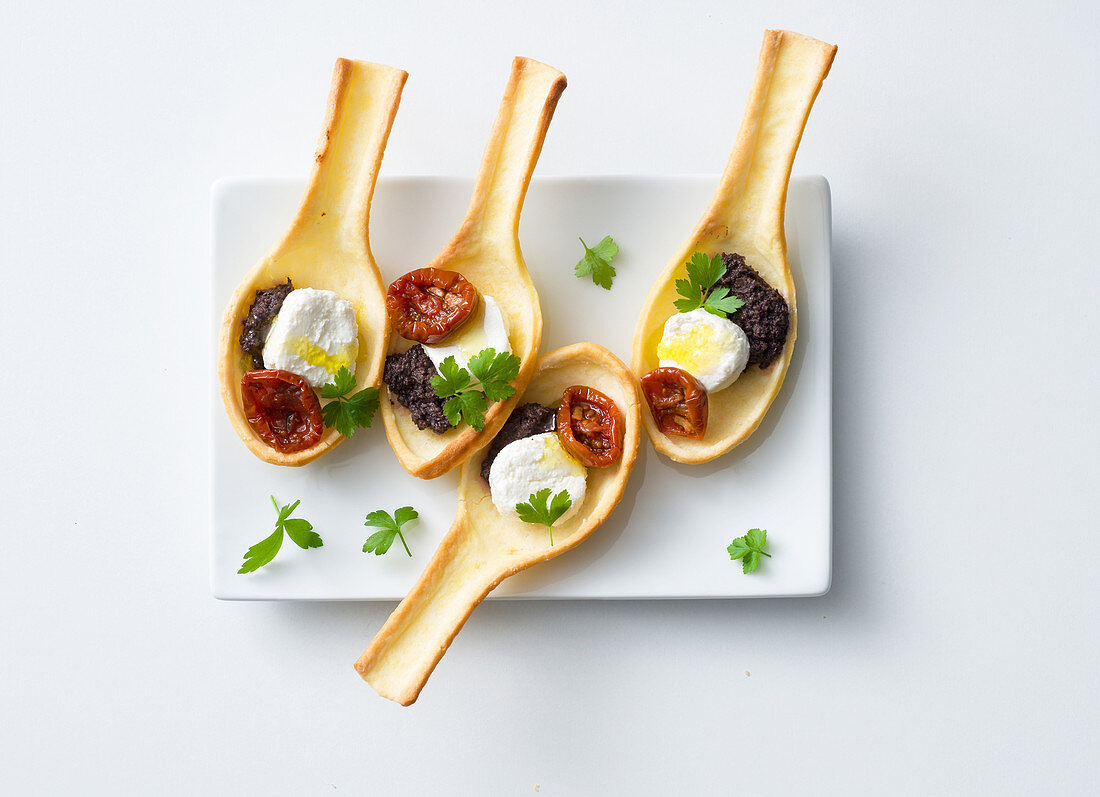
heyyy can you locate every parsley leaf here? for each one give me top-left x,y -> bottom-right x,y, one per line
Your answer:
238,496 -> 322,574
574,235 -> 619,290
430,349 -> 521,431
363,506 -> 419,557
238,528 -> 282,574
468,348 -> 521,401
704,285 -> 746,316
433,356 -> 470,395
320,366 -> 379,438
320,366 -> 357,399
726,528 -> 771,574
673,251 -> 745,318
282,518 -> 323,549
515,488 -> 573,546
442,389 -> 488,428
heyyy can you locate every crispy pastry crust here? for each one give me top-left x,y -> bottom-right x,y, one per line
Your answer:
217,59 -> 406,465
380,57 -> 567,479
631,30 -> 836,464
356,343 -> 642,705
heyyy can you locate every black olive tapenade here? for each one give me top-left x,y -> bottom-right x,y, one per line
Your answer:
714,253 -> 790,369
479,402 -> 558,481
239,278 -> 294,369
383,345 -> 452,434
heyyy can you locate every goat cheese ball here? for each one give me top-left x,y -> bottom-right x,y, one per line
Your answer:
488,432 -> 587,522
656,308 -> 749,393
262,287 -> 359,387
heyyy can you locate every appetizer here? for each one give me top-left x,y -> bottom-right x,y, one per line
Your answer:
218,59 -> 406,465
631,30 -> 836,464
380,57 -> 567,479
356,343 -> 641,705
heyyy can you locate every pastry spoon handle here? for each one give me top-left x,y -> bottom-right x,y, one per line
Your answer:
460,57 -> 567,242
702,31 -> 836,249
354,523 -> 504,705
292,60 -> 407,252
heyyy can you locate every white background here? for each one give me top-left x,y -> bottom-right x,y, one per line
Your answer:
2,1 -> 1097,794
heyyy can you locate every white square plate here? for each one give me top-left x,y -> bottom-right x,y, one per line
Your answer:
211,175 -> 831,599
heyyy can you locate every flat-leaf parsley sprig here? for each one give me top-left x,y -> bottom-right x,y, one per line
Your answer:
320,366 -> 380,438
238,496 -> 323,574
574,235 -> 619,290
515,488 -> 572,546
363,506 -> 419,557
430,348 -> 522,431
727,528 -> 771,574
673,252 -> 745,318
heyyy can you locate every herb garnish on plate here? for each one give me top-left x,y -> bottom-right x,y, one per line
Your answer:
238,496 -> 323,574
574,235 -> 619,290
363,506 -> 420,557
727,528 -> 771,573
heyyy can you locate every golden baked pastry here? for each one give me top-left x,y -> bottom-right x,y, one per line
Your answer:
218,59 -> 406,465
215,60 -> 404,466
357,342 -> 641,705
631,30 -> 836,464
380,57 -> 567,479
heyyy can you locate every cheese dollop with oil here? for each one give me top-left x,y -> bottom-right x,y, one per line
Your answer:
262,287 -> 359,387
423,295 -> 510,372
488,432 -> 587,522
657,307 -> 749,393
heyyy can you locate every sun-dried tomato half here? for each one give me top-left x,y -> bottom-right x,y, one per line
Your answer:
640,367 -> 708,440
241,369 -> 324,453
386,267 -> 479,344
556,385 -> 624,468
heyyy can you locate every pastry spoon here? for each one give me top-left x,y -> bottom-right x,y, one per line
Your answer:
218,59 -> 406,465
380,57 -> 566,479
357,342 -> 641,705
631,30 -> 836,464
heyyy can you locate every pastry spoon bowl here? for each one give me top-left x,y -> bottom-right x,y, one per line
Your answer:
380,57 -> 567,479
631,30 -> 836,464
218,59 -> 406,465
357,342 -> 641,705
